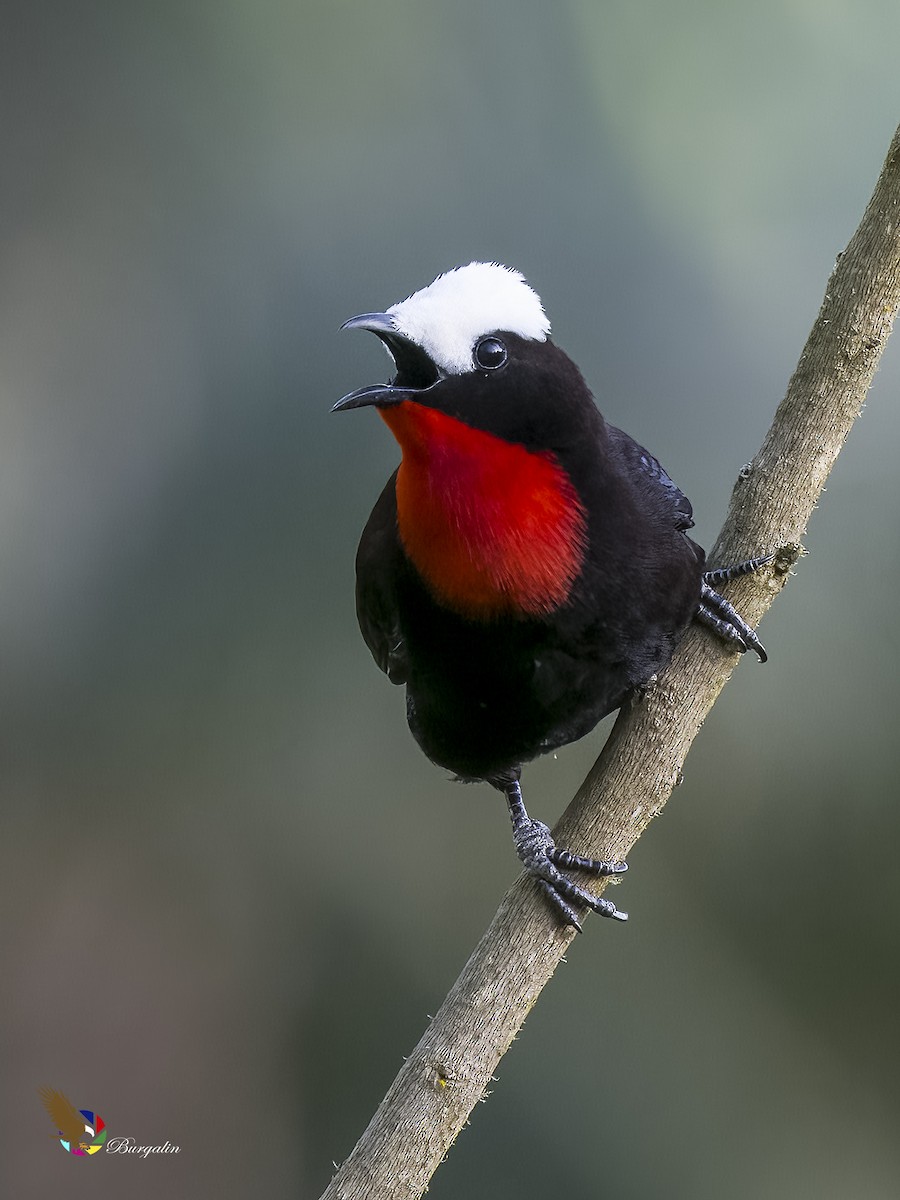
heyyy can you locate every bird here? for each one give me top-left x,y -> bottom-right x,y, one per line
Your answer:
39,1086 -> 91,1150
334,262 -> 768,929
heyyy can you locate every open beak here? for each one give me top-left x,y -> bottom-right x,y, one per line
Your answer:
333,312 -> 442,411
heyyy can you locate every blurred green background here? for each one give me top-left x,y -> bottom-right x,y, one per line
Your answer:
2,2 -> 899,1197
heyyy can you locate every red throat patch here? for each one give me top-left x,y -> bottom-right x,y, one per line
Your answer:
380,401 -> 587,620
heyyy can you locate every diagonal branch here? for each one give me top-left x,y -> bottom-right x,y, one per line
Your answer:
319,122 -> 900,1200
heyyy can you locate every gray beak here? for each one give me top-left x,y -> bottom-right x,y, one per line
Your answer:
333,312 -> 441,411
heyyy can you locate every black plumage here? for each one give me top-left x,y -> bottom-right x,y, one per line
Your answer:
336,265 -> 767,927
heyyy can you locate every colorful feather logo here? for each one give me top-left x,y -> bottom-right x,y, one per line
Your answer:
39,1087 -> 105,1155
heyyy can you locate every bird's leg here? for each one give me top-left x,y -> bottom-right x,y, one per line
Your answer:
496,774 -> 628,930
696,553 -> 773,662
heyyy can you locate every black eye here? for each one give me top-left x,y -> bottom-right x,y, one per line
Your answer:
474,336 -> 508,371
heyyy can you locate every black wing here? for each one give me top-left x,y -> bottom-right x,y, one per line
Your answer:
607,424 -> 694,531
355,471 -> 409,684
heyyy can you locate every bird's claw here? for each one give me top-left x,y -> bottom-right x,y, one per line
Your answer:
500,780 -> 628,929
697,554 -> 772,662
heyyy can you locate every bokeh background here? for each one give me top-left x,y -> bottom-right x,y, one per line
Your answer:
2,2 -> 899,1197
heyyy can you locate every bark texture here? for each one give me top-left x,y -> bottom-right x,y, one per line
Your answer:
319,123 -> 900,1200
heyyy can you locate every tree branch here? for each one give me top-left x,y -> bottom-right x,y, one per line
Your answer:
319,122 -> 900,1200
